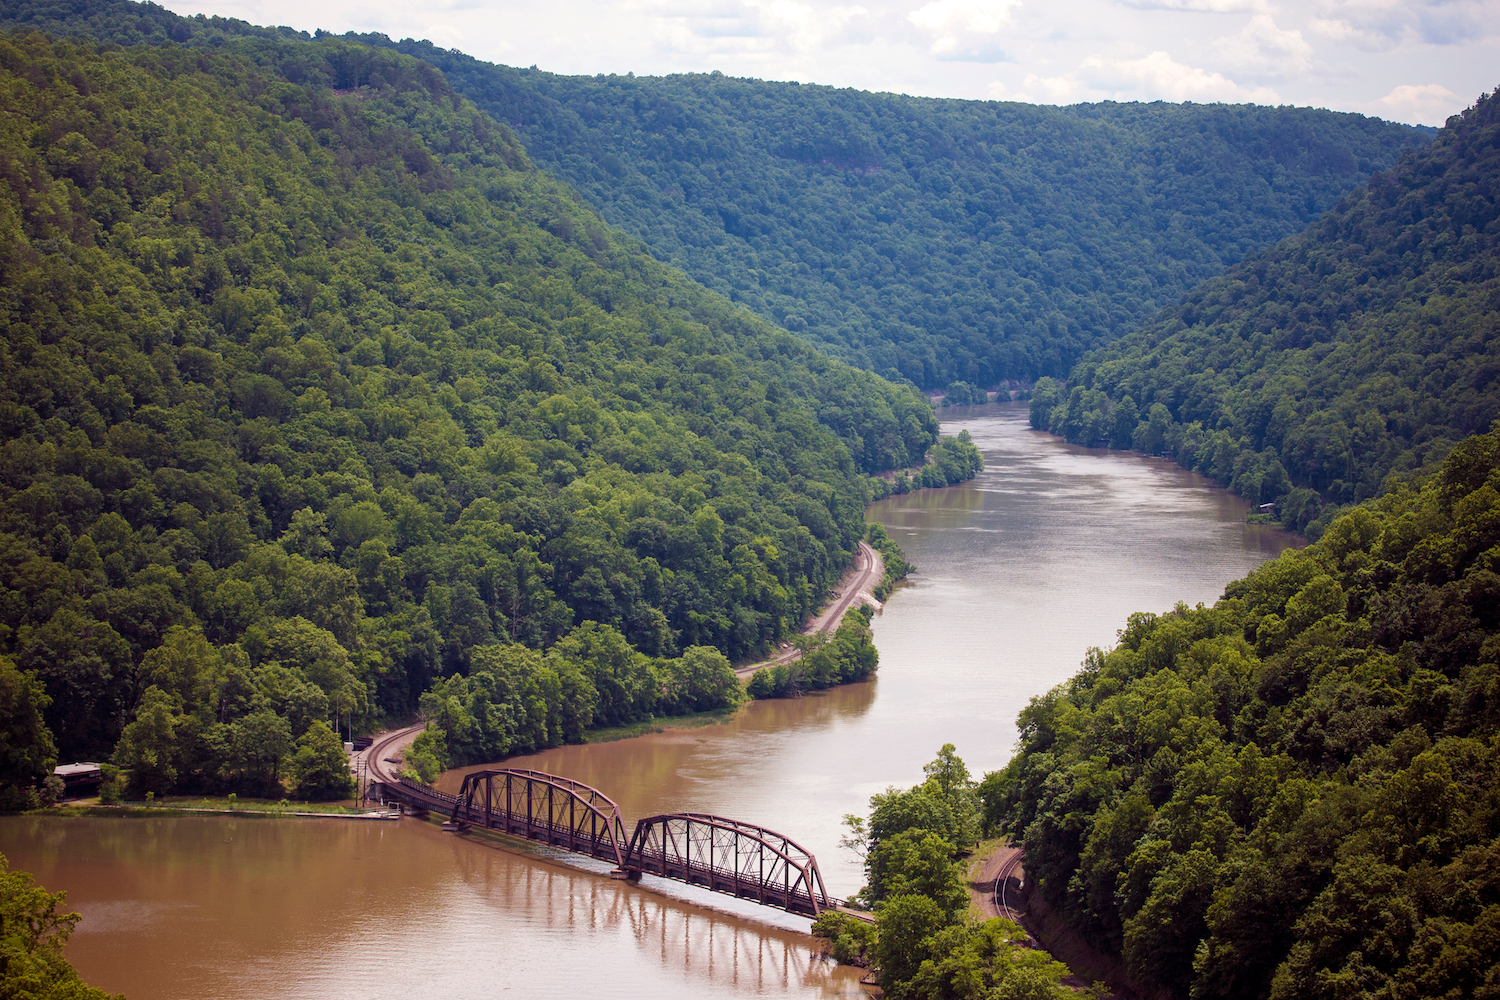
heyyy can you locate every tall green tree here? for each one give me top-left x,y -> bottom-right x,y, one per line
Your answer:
0,658 -> 54,812
290,720 -> 356,801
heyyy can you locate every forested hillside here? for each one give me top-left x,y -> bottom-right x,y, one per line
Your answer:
1034,88 -> 1500,537
986,426 -> 1500,1000
0,30 -> 939,804
0,1 -> 1431,390
339,53 -> 1433,392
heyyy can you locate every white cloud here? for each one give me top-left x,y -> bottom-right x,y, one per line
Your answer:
1308,0 -> 1500,49
1308,17 -> 1362,41
907,0 -> 1021,55
1079,50 -> 1279,102
1376,82 -> 1462,124
635,0 -> 872,56
1212,14 -> 1313,78
988,74 -> 1082,102
759,0 -> 871,51
1118,0 -> 1267,12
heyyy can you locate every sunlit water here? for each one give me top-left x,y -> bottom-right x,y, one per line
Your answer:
0,403 -> 1295,999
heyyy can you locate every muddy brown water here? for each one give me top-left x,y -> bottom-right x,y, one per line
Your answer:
0,403 -> 1296,999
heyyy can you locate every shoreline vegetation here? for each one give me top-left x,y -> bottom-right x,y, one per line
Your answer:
1024,90 -> 1500,543
812,745 -> 1102,999
0,29 -> 966,814
985,425 -> 1500,1000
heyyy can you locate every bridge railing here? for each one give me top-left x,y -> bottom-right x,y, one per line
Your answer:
623,813 -> 835,916
376,768 -> 835,917
448,769 -> 631,870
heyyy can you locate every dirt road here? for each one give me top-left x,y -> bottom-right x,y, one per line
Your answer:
360,540 -> 885,762
734,539 -> 884,679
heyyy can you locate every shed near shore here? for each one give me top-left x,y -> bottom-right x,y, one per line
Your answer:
53,762 -> 103,799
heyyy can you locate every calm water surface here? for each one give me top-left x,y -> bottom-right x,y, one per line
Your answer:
0,403 -> 1296,999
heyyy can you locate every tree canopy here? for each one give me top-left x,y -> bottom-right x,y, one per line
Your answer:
0,852 -> 120,1000
0,0 -> 1431,391
818,744 -> 1077,999
1034,87 -> 1500,538
985,425 -> 1500,1000
0,29 -> 929,801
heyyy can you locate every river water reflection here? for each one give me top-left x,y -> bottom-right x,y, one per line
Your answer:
0,403 -> 1296,999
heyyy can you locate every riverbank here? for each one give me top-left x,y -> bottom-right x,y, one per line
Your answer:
29,798 -> 399,820
734,539 -> 884,679
581,706 -> 743,743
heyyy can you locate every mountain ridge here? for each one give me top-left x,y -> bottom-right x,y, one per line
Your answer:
0,0 -> 1433,389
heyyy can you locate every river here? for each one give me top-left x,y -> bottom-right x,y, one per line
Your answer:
0,403 -> 1296,1000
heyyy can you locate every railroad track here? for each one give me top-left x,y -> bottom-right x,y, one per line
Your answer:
362,724 -> 424,786
993,846 -> 1024,922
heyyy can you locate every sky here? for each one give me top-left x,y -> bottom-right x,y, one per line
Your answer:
160,0 -> 1500,125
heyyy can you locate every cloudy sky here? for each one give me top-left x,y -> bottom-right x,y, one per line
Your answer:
162,0 -> 1499,125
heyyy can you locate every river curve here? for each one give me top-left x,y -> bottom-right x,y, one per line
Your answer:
0,402 -> 1296,1000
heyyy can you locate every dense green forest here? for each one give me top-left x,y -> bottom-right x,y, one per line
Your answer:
984,425 -> 1500,1000
813,744 -> 1081,999
0,1 -> 1432,390
0,30 -> 939,806
1032,88 -> 1500,537
329,50 -> 1434,392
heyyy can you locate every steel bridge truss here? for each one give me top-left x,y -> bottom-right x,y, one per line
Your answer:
623,813 -> 834,916
450,768 -> 631,869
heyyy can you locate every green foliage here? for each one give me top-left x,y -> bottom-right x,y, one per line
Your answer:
0,30 -> 934,794
866,829 -> 969,918
900,919 -> 1072,1000
873,894 -> 950,991
95,763 -> 119,805
940,383 -> 987,407
111,686 -> 177,798
745,605 -> 878,699
835,745 -> 1039,997
551,621 -> 656,728
222,710 -> 293,796
985,425 -> 1500,1000
870,431 -> 984,501
399,725 -> 448,784
810,917 -> 876,971
658,645 -> 743,715
0,2 -> 1433,391
1040,89 -> 1500,535
356,45 -> 1428,391
811,910 -> 876,967
0,657 -> 53,811
866,522 -> 913,602
290,719 -> 355,800
0,852 -> 120,1000
863,744 -> 981,858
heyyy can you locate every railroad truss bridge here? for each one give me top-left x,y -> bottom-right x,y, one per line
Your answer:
373,766 -> 836,917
